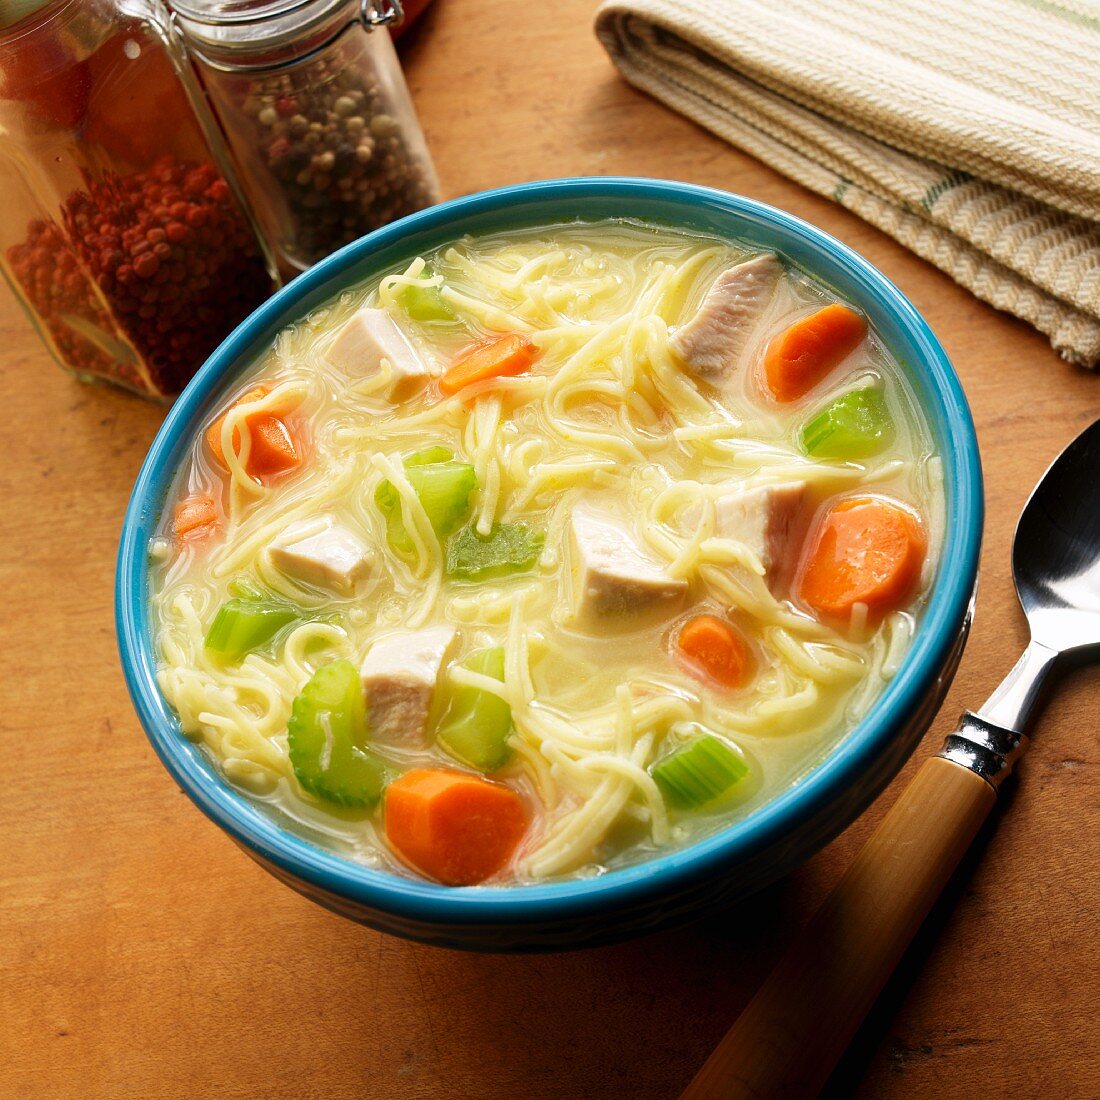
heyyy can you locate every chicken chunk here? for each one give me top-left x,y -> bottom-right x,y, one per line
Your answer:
708,482 -> 806,576
360,626 -> 458,747
326,307 -> 432,397
570,501 -> 688,622
670,254 -> 781,380
268,518 -> 372,596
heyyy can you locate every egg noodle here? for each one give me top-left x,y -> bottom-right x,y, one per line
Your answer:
152,221 -> 942,881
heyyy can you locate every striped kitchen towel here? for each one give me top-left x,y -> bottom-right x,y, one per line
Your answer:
595,0 -> 1100,368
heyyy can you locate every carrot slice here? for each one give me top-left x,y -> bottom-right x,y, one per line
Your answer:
764,304 -> 867,402
242,416 -> 299,476
206,386 -> 301,478
174,493 -> 218,539
439,334 -> 538,396
384,768 -> 528,886
798,496 -> 926,622
676,614 -> 751,689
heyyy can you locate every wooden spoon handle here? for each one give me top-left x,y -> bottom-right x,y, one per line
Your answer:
682,756 -> 997,1100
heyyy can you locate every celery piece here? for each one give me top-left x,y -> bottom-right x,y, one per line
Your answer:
650,734 -> 748,809
405,445 -> 454,468
406,461 -> 477,537
374,478 -> 415,556
205,596 -> 299,660
436,647 -> 513,772
375,452 -> 477,555
799,387 -> 894,460
445,523 -> 545,581
287,660 -> 386,807
397,279 -> 456,322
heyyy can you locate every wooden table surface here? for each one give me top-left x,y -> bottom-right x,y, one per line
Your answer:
3,2 -> 1098,1096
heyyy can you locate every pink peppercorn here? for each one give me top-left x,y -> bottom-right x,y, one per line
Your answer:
133,253 -> 160,278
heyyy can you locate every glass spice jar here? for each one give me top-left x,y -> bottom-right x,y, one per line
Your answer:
168,0 -> 442,278
0,0 -> 278,399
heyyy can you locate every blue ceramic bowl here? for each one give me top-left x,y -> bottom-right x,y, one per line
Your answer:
117,178 -> 982,951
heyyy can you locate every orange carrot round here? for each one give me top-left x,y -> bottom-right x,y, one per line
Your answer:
764,304 -> 867,402
206,386 -> 301,477
174,493 -> 218,539
798,496 -> 926,622
676,614 -> 752,689
439,333 -> 538,396
384,768 -> 529,886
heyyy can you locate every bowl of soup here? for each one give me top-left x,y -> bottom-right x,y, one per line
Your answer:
116,178 -> 981,950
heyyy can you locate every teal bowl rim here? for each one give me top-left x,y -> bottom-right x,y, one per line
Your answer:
116,177 -> 982,929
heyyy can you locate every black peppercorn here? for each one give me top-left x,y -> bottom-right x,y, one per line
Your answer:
221,55 -> 437,271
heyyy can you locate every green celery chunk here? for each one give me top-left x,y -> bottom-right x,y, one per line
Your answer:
407,461 -> 477,536
375,451 -> 477,556
405,445 -> 454,467
436,647 -> 513,771
287,659 -> 386,807
374,478 -> 414,556
799,387 -> 894,459
650,734 -> 748,809
204,595 -> 300,660
445,523 -> 544,581
397,278 -> 456,322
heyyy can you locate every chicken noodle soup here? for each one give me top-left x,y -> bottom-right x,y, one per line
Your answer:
151,220 -> 943,886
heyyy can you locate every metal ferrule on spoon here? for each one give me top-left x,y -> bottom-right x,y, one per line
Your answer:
682,420 -> 1100,1100
938,641 -> 1056,788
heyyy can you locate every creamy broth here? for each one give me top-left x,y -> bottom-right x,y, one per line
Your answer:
151,220 -> 942,884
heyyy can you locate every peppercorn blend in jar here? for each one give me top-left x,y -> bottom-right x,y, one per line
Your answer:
169,0 -> 441,278
0,0 -> 278,399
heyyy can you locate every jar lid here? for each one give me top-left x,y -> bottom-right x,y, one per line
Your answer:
169,0 -> 403,66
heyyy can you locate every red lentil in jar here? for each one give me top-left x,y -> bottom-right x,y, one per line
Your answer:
0,0 -> 276,400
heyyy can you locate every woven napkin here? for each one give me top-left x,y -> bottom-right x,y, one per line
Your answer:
595,0 -> 1100,368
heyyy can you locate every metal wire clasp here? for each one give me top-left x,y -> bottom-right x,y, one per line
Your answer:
360,0 -> 405,29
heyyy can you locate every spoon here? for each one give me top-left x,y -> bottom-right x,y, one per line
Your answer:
682,418 -> 1100,1099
